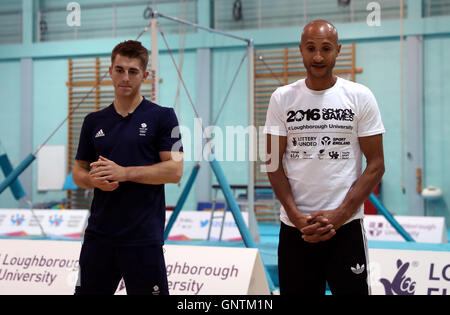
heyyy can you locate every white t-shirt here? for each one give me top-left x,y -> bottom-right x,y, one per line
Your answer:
264,77 -> 385,227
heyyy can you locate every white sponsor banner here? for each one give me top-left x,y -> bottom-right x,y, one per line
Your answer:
165,211 -> 249,241
364,215 -> 447,243
369,248 -> 450,295
0,239 -> 81,294
0,209 -> 89,238
2,240 -> 448,295
163,244 -> 269,295
0,239 -> 269,295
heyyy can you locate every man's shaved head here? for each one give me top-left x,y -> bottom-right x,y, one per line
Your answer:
298,19 -> 341,89
301,20 -> 339,46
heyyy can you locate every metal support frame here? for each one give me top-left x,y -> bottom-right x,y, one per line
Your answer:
152,9 -> 276,293
151,10 -> 251,44
152,6 -> 260,242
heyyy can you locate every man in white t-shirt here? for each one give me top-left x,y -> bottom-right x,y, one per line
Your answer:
264,20 -> 385,295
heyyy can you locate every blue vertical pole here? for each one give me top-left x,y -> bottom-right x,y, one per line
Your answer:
209,158 -> 255,248
164,164 -> 200,240
369,193 -> 415,242
209,156 -> 277,293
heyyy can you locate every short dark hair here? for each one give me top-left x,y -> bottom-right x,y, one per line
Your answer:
111,40 -> 149,71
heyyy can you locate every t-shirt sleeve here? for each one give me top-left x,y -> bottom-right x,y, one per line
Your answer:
75,114 -> 96,162
157,108 -> 183,152
263,89 -> 287,136
357,89 -> 386,137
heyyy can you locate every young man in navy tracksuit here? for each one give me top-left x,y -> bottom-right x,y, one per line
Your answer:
73,40 -> 183,295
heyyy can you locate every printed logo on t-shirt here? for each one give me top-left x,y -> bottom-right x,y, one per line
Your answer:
95,129 -> 105,138
317,149 -> 326,159
290,136 -> 350,148
152,285 -> 160,295
289,149 -> 350,161
326,151 -> 350,160
291,136 -> 317,147
321,136 -> 331,145
286,108 -> 355,122
287,124 -> 354,132
329,151 -> 339,159
139,123 -> 148,136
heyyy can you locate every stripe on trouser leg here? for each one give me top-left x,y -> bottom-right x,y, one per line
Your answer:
360,219 -> 371,295
76,267 -> 81,287
76,240 -> 83,288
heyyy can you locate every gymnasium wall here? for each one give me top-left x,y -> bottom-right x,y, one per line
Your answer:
0,61 -> 21,208
32,58 -> 68,206
423,35 -> 450,221
354,39 -> 407,216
